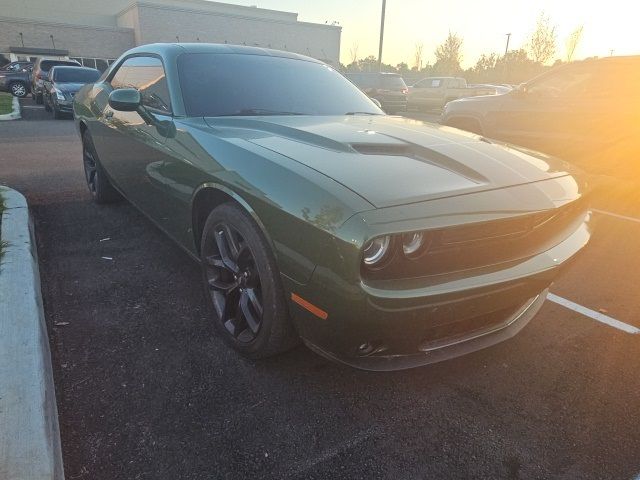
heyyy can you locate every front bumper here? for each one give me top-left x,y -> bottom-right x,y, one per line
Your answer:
287,209 -> 590,371
305,291 -> 547,371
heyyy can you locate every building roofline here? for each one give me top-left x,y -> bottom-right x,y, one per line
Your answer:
116,1 -> 340,30
116,0 -> 296,20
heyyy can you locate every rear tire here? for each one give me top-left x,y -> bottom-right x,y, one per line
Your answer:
200,203 -> 299,359
82,130 -> 122,203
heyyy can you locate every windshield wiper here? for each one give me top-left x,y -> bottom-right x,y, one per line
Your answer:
224,108 -> 306,116
344,111 -> 381,115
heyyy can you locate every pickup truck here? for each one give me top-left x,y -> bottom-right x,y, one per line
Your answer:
407,77 -> 495,111
0,63 -> 32,98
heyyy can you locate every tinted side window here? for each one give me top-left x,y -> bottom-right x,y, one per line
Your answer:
110,56 -> 171,114
529,68 -> 595,98
380,75 -> 406,89
347,74 -> 376,89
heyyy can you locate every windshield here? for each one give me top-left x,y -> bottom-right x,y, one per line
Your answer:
380,76 -> 407,89
53,68 -> 100,83
178,53 -> 383,116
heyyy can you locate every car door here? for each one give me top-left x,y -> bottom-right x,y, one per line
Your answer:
423,78 -> 444,108
91,55 -> 176,224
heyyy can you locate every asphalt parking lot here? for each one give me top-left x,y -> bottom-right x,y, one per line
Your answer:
1,100 -> 639,480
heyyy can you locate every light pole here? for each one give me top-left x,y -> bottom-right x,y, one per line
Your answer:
504,33 -> 511,56
377,0 -> 386,71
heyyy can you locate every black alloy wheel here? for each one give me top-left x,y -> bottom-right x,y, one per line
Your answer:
83,139 -> 98,196
203,222 -> 264,343
81,130 -> 121,203
200,203 -> 299,358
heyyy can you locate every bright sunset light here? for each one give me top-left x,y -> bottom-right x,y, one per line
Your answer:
233,0 -> 640,66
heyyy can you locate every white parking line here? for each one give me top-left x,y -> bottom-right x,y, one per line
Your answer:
547,293 -> 640,334
21,105 -> 44,109
593,209 -> 640,224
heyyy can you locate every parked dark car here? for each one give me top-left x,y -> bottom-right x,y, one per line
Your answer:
344,72 -> 408,114
43,66 -> 100,118
0,63 -> 33,97
442,56 -> 640,172
73,43 -> 590,370
31,57 -> 81,104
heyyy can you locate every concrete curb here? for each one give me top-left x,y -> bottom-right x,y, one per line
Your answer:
0,186 -> 64,480
0,95 -> 21,121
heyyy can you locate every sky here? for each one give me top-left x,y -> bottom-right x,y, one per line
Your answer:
221,0 -> 640,68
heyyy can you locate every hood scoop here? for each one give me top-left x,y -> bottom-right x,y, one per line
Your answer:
350,143 -> 411,156
349,142 -> 489,184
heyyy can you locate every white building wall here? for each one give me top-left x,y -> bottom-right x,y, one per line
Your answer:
1,0 -> 341,65
123,3 -> 341,64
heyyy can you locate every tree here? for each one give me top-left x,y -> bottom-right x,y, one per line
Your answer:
413,42 -> 424,71
565,25 -> 584,62
356,55 -> 379,72
528,12 -> 557,64
433,31 -> 463,75
469,53 -> 498,82
396,62 -> 410,74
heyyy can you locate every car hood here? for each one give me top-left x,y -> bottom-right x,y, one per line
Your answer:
203,115 -> 576,208
55,82 -> 86,93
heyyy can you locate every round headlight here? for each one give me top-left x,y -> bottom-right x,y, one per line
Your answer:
362,235 -> 391,266
402,232 -> 425,257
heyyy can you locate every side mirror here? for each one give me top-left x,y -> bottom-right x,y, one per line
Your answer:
108,88 -> 141,112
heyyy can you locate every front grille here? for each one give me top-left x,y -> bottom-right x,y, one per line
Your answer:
363,198 -> 587,281
418,300 -> 526,351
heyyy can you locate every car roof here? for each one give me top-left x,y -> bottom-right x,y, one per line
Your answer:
121,42 -> 320,64
345,72 -> 400,76
36,58 -> 81,67
51,65 -> 94,72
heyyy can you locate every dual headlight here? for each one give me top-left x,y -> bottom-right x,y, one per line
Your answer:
362,232 -> 429,268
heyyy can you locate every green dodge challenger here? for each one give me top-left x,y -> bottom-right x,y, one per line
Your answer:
73,43 -> 591,370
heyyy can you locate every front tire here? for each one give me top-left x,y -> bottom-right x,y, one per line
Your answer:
200,203 -> 299,359
82,130 -> 121,203
9,82 -> 27,98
